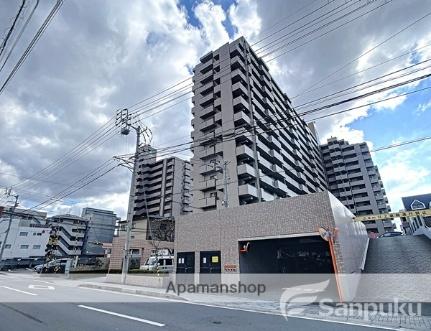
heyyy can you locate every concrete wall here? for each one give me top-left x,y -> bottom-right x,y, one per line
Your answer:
328,194 -> 368,274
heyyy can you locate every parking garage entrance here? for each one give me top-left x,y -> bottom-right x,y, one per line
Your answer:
239,235 -> 334,274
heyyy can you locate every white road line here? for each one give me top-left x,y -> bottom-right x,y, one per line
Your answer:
33,280 -> 55,285
79,287 -> 408,331
78,305 -> 165,327
0,286 -> 37,296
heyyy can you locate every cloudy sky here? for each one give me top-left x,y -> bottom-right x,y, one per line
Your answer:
0,0 -> 431,219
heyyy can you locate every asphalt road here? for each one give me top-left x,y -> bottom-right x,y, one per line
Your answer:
0,271 -> 395,331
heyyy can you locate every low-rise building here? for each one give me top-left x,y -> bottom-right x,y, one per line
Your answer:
0,208 -> 50,267
401,193 -> 431,238
47,214 -> 89,258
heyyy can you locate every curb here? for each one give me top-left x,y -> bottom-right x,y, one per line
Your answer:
78,283 -> 186,301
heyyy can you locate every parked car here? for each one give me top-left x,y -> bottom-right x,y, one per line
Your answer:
140,255 -> 174,272
378,231 -> 403,238
34,258 -> 70,274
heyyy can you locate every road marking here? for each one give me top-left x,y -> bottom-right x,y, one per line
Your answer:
0,286 -> 37,296
33,280 -> 55,285
28,284 -> 55,290
78,305 -> 165,327
79,287 -> 407,331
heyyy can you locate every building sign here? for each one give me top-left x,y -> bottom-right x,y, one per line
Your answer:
354,209 -> 431,222
224,264 -> 237,272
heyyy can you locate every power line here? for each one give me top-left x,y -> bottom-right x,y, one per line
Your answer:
0,0 -> 40,73
294,6 -> 431,97
0,0 -> 26,57
0,0 -> 63,95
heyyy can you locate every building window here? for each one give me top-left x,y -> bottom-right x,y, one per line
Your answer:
33,245 -> 41,249
20,245 -> 29,249
19,232 -> 28,236
4,244 -> 11,249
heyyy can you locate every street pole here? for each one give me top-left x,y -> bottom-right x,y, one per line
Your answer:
0,192 -> 19,266
121,125 -> 140,284
222,161 -> 229,208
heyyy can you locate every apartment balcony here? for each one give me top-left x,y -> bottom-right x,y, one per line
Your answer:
231,54 -> 245,68
199,144 -> 222,159
273,180 -> 288,195
201,128 -> 222,142
335,174 -> 348,181
195,196 -> 217,208
199,80 -> 214,95
266,134 -> 281,150
231,68 -> 247,84
232,95 -> 249,109
199,93 -> 214,107
197,68 -> 213,83
354,196 -> 371,203
355,205 -> 373,212
256,139 -> 271,157
368,169 -> 378,178
200,163 -> 217,175
238,184 -> 258,199
198,178 -> 217,191
270,149 -> 283,163
236,144 -> 254,159
57,241 -> 81,257
260,175 -> 275,191
261,189 -> 274,202
237,163 -> 256,178
345,164 -> 361,172
200,105 -> 216,118
233,111 -> 251,126
200,117 -> 217,132
232,81 -> 248,96
258,154 -> 273,173
271,164 -> 284,177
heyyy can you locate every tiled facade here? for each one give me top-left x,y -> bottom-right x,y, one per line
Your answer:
320,137 -> 393,235
190,37 -> 327,212
175,191 -> 368,275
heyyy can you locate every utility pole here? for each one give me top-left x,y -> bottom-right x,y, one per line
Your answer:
0,188 -> 19,266
115,108 -> 151,284
212,160 -> 230,208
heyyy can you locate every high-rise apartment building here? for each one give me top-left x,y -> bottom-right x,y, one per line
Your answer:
190,37 -> 327,211
320,137 -> 392,235
134,145 -> 192,220
81,207 -> 119,256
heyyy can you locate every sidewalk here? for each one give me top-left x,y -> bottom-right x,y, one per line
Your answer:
77,278 -> 431,331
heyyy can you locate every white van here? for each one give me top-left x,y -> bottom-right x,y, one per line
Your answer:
140,255 -> 174,272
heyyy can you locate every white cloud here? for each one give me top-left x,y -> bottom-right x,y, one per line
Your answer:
417,99 -> 431,113
194,0 -> 230,50
229,0 -> 262,42
376,139 -> 431,211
